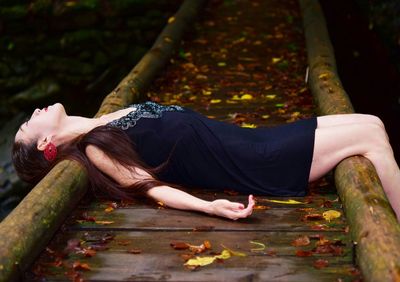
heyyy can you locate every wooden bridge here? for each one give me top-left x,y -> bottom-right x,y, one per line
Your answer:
1,0 -> 399,281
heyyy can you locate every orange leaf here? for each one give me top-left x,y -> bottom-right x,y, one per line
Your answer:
291,235 -> 310,247
72,261 -> 91,271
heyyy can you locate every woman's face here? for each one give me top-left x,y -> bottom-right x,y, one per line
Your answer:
15,103 -> 67,144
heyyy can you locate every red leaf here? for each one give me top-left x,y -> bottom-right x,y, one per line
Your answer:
313,259 -> 329,269
295,250 -> 313,257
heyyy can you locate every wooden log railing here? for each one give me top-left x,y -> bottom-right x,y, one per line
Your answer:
299,0 -> 400,281
0,1 -> 206,281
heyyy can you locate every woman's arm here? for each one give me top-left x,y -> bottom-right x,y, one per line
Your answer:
146,185 -> 255,220
85,144 -> 255,220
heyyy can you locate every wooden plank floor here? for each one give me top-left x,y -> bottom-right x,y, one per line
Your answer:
25,0 -> 362,281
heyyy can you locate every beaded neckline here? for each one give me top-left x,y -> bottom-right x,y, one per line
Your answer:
107,101 -> 185,130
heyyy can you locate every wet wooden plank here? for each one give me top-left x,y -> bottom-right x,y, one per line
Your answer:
66,205 -> 346,232
25,231 -> 355,281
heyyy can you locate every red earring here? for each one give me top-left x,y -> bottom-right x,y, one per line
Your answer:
44,142 -> 57,161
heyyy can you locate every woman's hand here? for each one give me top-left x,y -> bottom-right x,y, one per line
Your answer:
208,195 -> 255,220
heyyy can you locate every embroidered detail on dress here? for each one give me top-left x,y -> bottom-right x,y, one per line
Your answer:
107,101 -> 185,130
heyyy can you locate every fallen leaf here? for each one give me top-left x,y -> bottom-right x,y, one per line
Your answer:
170,241 -> 190,250
72,261 -> 91,271
295,250 -> 313,257
250,241 -> 266,252
241,123 -> 257,128
272,57 -> 282,64
127,249 -> 142,254
253,205 -> 271,210
94,220 -> 114,225
240,94 -> 253,100
210,99 -> 222,104
265,199 -> 303,204
313,259 -> 329,269
291,235 -> 310,247
265,94 -> 276,99
322,210 -> 341,222
104,206 -> 114,212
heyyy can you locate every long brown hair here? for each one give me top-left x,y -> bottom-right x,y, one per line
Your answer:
12,125 -> 183,200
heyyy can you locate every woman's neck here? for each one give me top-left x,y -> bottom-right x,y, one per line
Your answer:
57,107 -> 135,144
56,116 -> 105,144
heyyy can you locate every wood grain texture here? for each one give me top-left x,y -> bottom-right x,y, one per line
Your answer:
25,230 -> 354,281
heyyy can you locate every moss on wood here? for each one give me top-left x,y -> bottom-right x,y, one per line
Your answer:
0,0 -> 206,281
299,0 -> 400,281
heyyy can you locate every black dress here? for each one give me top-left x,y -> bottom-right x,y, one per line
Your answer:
107,101 -> 317,196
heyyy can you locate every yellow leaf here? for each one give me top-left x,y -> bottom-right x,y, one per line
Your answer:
241,94 -> 253,100
272,57 -> 282,64
210,99 -> 221,104
202,89 -> 212,95
322,210 -> 341,222
231,94 -> 241,100
318,73 -> 329,79
184,250 -> 232,268
215,249 -> 232,259
261,114 -> 270,119
217,62 -> 226,67
104,207 -> 114,213
168,17 -> 175,24
250,241 -> 266,252
265,94 -> 276,99
265,199 -> 303,204
184,256 -> 216,267
95,220 -> 114,225
241,123 -> 257,128
221,244 -> 247,257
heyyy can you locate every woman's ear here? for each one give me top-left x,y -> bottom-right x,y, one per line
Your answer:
37,136 -> 53,151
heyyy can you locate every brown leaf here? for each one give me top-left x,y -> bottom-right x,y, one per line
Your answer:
116,240 -> 131,246
127,249 -> 142,254
295,250 -> 313,257
180,253 -> 195,261
170,241 -> 190,250
313,259 -> 329,269
291,235 -> 310,247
